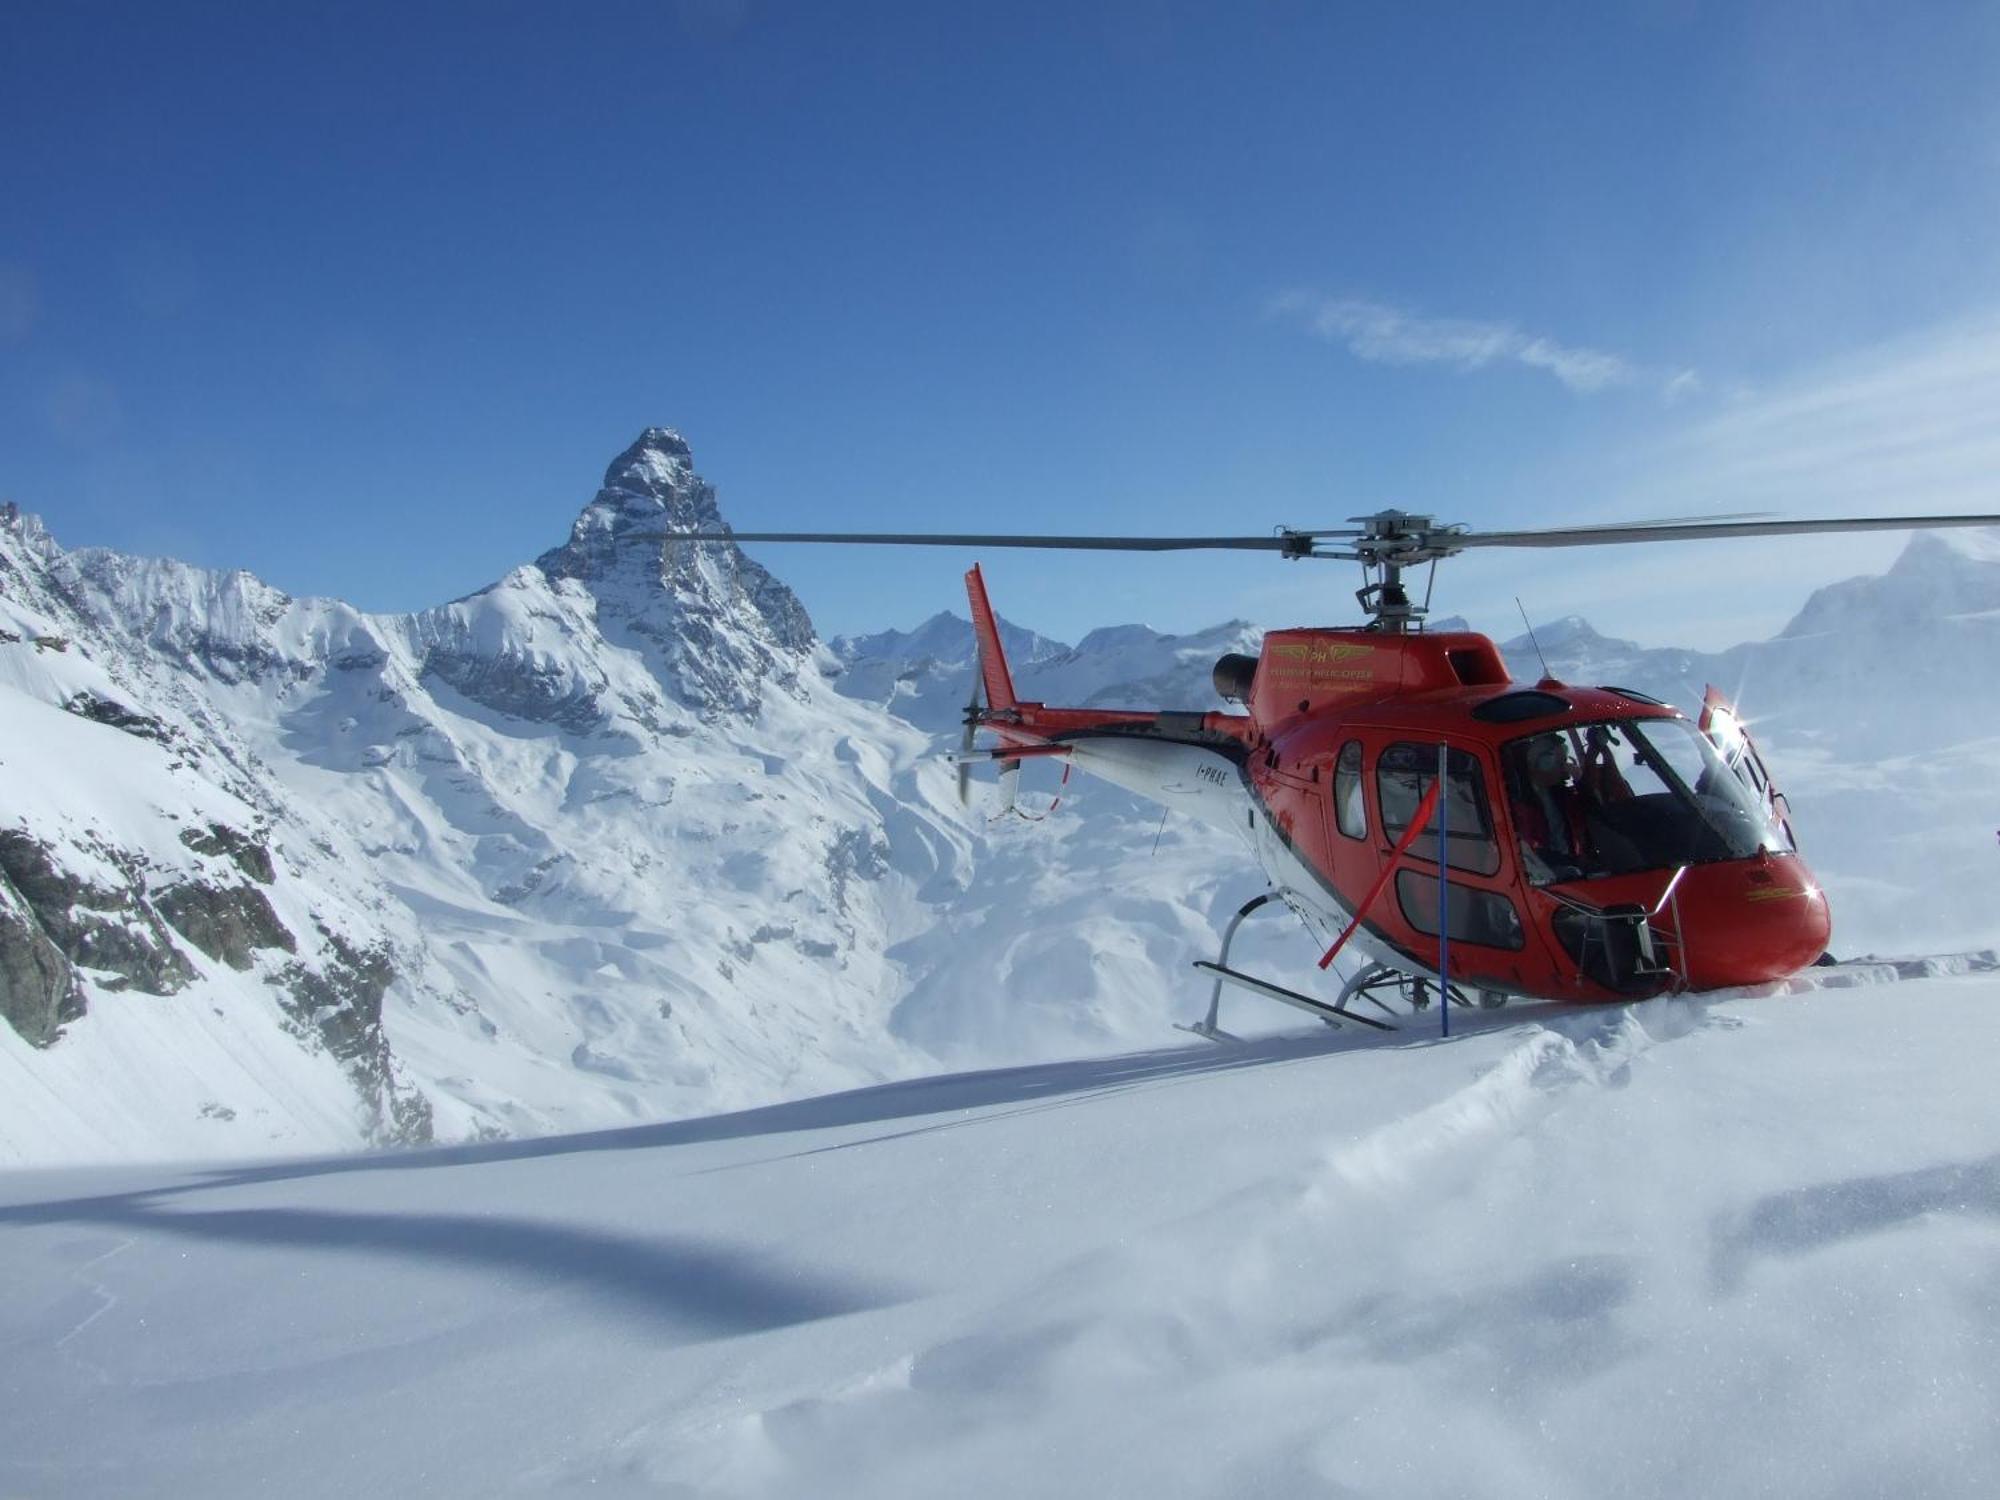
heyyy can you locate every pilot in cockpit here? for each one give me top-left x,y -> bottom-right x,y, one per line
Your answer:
1513,732 -> 1589,883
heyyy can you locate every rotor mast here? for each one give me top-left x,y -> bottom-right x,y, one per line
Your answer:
1298,510 -> 1470,634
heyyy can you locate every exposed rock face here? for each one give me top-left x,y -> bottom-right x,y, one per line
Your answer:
0,815 -> 291,1029
421,647 -> 608,731
63,690 -> 177,746
281,932 -> 433,1147
415,571 -> 614,732
535,428 -> 817,717
178,823 -> 278,885
825,827 -> 891,914
0,830 -> 196,996
154,880 -> 295,970
0,867 -> 79,1046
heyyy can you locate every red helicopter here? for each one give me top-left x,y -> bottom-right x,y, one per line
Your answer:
682,509 -> 2000,1035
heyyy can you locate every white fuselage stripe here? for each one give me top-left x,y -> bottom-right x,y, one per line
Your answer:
1060,734 -> 1424,984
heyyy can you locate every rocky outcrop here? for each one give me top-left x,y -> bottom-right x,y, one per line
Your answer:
154,880 -> 295,970
0,830 -> 195,997
63,690 -> 178,747
178,823 -> 277,885
0,867 -> 80,1046
421,633 -> 610,731
281,931 -> 433,1147
0,816 -> 291,1041
826,827 -> 890,914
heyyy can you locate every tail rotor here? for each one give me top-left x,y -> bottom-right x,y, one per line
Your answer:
957,680 -> 983,807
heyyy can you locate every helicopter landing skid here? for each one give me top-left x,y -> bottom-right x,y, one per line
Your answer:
1337,961 -> 1482,1016
1191,961 -> 1398,1034
1184,890 -> 1400,1041
1174,1018 -> 1245,1044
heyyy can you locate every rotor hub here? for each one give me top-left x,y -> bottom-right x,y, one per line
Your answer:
1337,509 -> 1468,566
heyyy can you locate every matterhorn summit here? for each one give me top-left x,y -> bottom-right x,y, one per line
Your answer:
535,428 -> 816,716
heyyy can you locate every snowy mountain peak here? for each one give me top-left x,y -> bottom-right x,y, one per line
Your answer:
535,430 -> 816,715
543,428 -> 727,565
601,426 -> 697,496
0,505 -> 59,568
829,610 -> 1076,729
0,433 -> 969,1161
1503,614 -> 1626,655
834,610 -> 1070,671
1889,526 -> 2000,572
1783,527 -> 2000,638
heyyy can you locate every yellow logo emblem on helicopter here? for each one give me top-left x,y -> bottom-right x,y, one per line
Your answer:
1269,640 -> 1374,665
1743,886 -> 1804,904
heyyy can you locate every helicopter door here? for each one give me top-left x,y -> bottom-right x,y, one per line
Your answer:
1699,686 -> 1796,850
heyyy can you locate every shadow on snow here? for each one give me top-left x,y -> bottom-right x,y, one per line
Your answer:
0,1000 -> 1591,1339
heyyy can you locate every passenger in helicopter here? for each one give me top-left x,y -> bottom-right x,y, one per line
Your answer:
1580,724 -> 1635,804
1511,732 -> 1593,882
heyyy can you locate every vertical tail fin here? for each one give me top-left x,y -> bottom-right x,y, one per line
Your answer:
964,564 -> 1019,713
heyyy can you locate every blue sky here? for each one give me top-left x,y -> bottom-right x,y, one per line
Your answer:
5,1 -> 1999,649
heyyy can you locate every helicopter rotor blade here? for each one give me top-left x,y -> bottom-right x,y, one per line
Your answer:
635,530 -> 1324,553
1450,513 -> 2000,550
618,511 -> 2000,566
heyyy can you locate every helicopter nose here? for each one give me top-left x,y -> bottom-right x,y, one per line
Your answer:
1669,855 -> 1832,990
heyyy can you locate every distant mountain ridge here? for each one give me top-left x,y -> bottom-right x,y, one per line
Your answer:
832,613 -> 1264,731
1496,530 -> 2000,757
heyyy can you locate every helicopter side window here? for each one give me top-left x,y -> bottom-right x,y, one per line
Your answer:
1333,741 -> 1367,840
1374,743 -> 1500,876
1394,870 -> 1525,950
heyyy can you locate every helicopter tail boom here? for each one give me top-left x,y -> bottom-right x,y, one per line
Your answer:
958,566 -> 1259,823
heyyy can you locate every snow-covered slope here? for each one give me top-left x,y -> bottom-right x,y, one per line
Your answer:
0,445 -> 1330,1166
0,509 -> 435,1157
831,607 -> 1278,1066
5,969 -> 1997,1498
0,439 -> 980,1163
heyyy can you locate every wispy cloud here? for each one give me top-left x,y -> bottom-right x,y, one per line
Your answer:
1243,309 -> 2000,653
1449,310 -> 2000,649
1270,292 -> 1694,398
1650,315 -> 2000,515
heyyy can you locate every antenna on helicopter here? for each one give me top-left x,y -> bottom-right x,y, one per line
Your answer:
1515,597 -> 1551,679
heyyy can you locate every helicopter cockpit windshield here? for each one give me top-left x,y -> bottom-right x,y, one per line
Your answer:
1503,718 -> 1785,885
